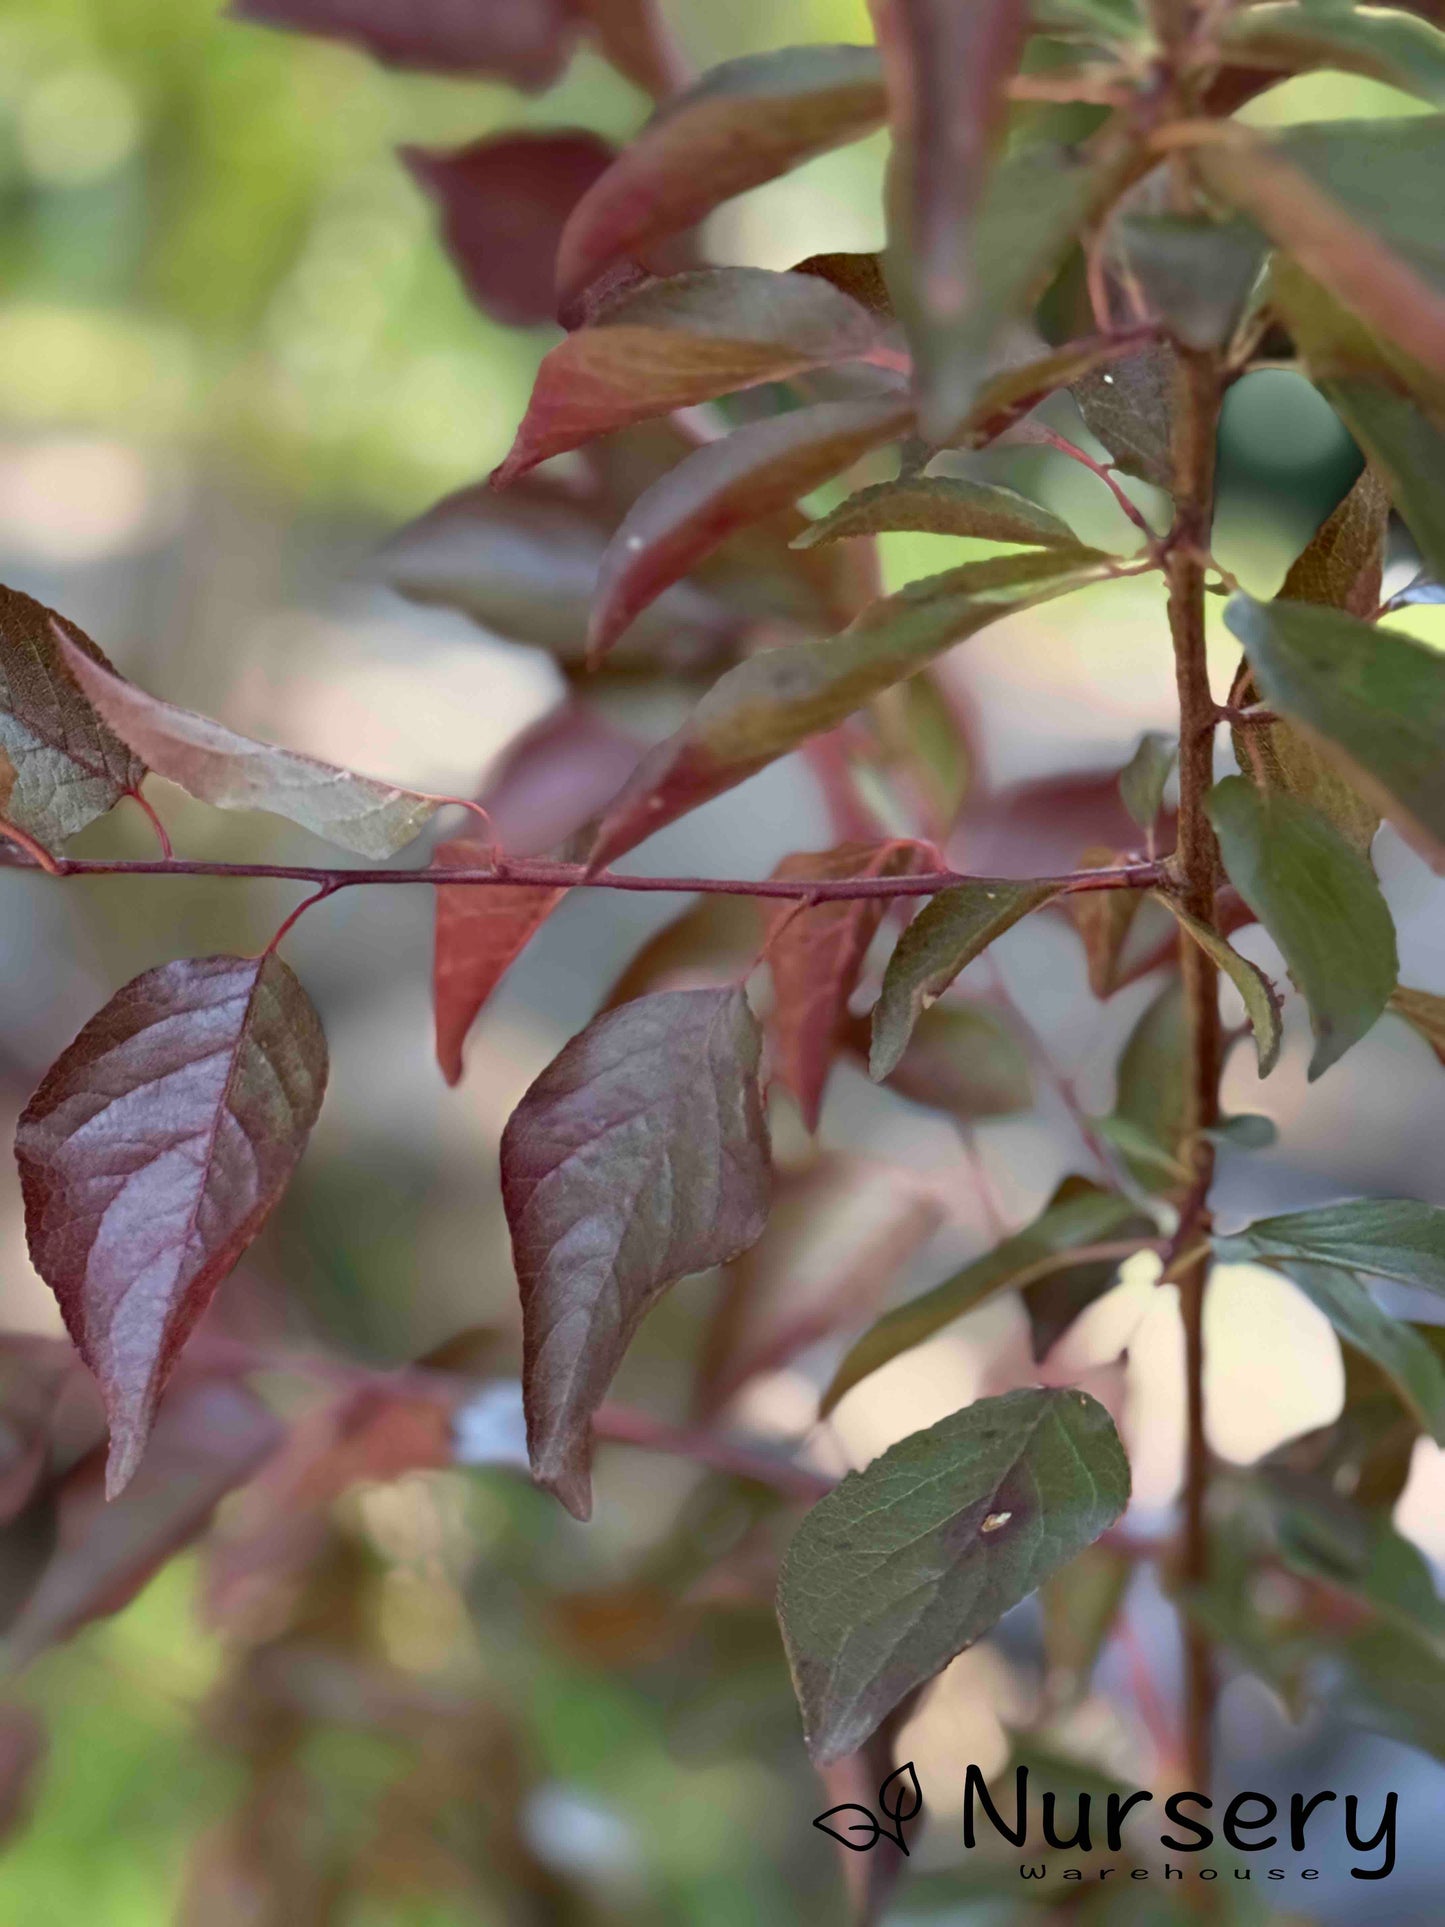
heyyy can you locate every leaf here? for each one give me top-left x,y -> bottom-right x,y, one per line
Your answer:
821,1178 -> 1148,1413
1341,1623 -> 1445,1760
1391,984 -> 1445,1066
1215,1197 -> 1445,1292
1152,893 -> 1282,1077
555,46 -> 887,303
869,879 -> 1061,1080
767,840 -> 933,1131
1207,774 -> 1397,1079
1192,118 -> 1445,380
4,1378 -> 282,1669
1072,341 -> 1176,491
1278,1263 -> 1445,1445
794,474 -> 1079,550
57,635 -> 439,860
500,988 -> 771,1518
0,585 -> 146,857
862,1002 -> 1033,1120
1219,4 -> 1445,111
1318,377 -> 1445,584
15,956 -> 327,1495
793,250 -> 894,317
601,894 -> 761,1010
777,1386 -> 1130,1762
1226,591 -> 1445,872
1116,213 -> 1266,352
590,394 -> 913,660
402,133 -> 614,329
1110,976 -> 1187,1192
495,269 -> 892,484
432,846 -> 565,1086
1068,851 -> 1175,1001
1263,1473 -> 1445,1647
1118,731 -> 1175,831
813,1804 -> 883,1850
228,0 -> 577,85
1204,1113 -> 1278,1151
1041,1542 -> 1131,1705
588,547 -> 1111,871
870,0 -> 1030,441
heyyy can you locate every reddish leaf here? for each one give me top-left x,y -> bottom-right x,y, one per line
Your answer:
0,1341 -> 74,1527
767,840 -> 933,1131
555,45 -> 887,304
0,584 -> 146,857
228,0 -> 577,88
587,547 -> 1109,872
57,632 -> 440,859
501,988 -> 771,1517
494,268 -> 889,484
403,132 -> 615,328
432,842 -> 566,1085
871,0 -> 1029,434
16,956 -> 327,1495
473,703 -> 642,859
590,393 -> 912,660
574,0 -> 687,99
601,894 -> 762,1009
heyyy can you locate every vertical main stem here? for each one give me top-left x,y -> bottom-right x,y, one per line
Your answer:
1166,344 -> 1223,1793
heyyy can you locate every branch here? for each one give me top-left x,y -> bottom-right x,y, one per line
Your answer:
3,851 -> 1172,903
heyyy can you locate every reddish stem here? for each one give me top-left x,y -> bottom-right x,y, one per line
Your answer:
130,788 -> 174,860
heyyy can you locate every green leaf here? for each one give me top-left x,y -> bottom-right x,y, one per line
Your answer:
869,878 -> 1061,1079
1193,117 -> 1445,380
794,473 -> 1079,550
1216,1197 -> 1445,1291
1207,775 -> 1397,1079
821,1178 -> 1148,1413
501,988 -> 772,1519
864,1002 -> 1033,1121
0,585 -> 146,857
1391,984 -> 1445,1066
555,47 -> 886,304
1115,213 -> 1267,352
1040,1542 -> 1132,1706
495,268 -> 891,483
1220,4 -> 1445,111
1263,1474 -> 1445,1648
777,1386 -> 1130,1762
58,635 -> 441,861
1204,1113 -> 1279,1151
1227,591 -> 1445,871
1072,341 -> 1176,492
1118,731 -> 1175,831
1341,1623 -> 1445,1761
590,394 -> 912,659
1109,977 -> 1188,1193
1318,377 -> 1445,584
1152,893 -> 1283,1077
1278,1262 -> 1445,1445
587,547 -> 1110,870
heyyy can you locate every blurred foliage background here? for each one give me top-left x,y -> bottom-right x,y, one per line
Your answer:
1,0 -> 1444,1922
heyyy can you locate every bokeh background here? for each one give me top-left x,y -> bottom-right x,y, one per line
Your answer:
1,0 -> 1444,1920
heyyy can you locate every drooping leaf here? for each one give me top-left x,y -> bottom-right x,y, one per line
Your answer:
1279,1263 -> 1445,1445
500,988 -> 771,1519
0,586 -> 146,857
57,635 -> 439,859
555,47 -> 887,303
1041,1542 -> 1132,1706
1216,1197 -> 1445,1291
794,473 -> 1078,550
1109,975 -> 1187,1192
4,1378 -> 282,1669
1219,4 -> 1445,111
587,547 -> 1111,871
1115,213 -> 1266,351
1072,341 -> 1176,492
15,956 -> 328,1495
1152,894 -> 1282,1077
870,879 -> 1061,1080
1192,117 -> 1445,378
601,894 -> 761,1010
590,394 -> 913,660
1263,1473 -> 1445,1648
1391,984 -> 1445,1067
495,269 -> 892,484
1021,1212 -> 1156,1362
1067,851 -> 1175,1000
1117,731 -> 1175,832
767,840 -> 933,1132
860,1001 -> 1033,1120
890,669 -> 975,828
821,1178 -> 1149,1413
870,0 -> 1030,441
777,1386 -> 1130,1762
1318,377 -> 1445,584
1226,592 -> 1445,871
228,0 -> 577,86
402,132 -> 614,328
1207,775 -> 1396,1079
431,845 -> 566,1086
697,1158 -> 942,1417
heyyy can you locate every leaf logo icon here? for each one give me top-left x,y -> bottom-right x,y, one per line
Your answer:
813,1760 -> 923,1854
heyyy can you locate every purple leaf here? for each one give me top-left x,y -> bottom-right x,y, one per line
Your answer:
228,0 -> 578,88
431,841 -> 566,1085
